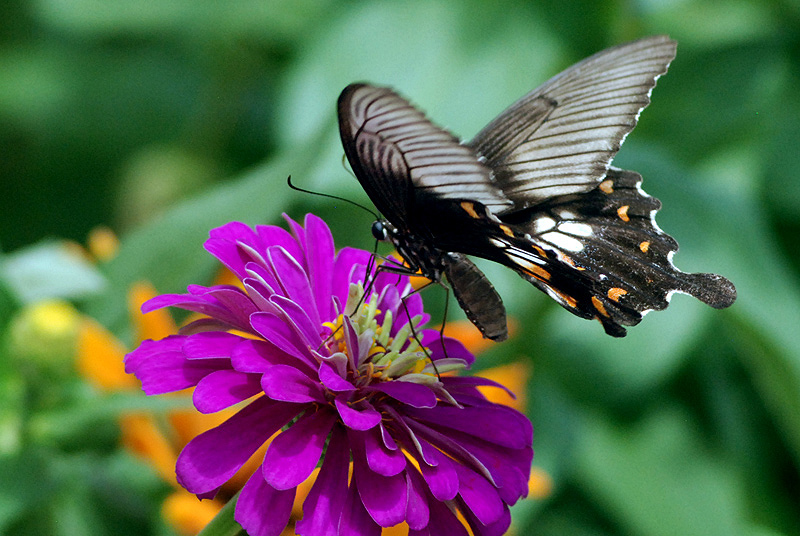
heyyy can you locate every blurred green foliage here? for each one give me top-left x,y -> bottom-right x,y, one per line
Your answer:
2,0 -> 800,535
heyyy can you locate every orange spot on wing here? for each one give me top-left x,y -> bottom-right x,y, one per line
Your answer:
599,179 -> 614,194
532,245 -> 548,258
460,201 -> 480,219
608,287 -> 628,302
591,296 -> 609,317
499,224 -> 515,237
525,265 -> 551,281
639,241 -> 650,253
617,205 -> 630,222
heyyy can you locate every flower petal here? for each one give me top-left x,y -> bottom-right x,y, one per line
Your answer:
454,462 -> 504,526
124,336 -> 229,395
416,441 -> 459,501
182,331 -> 241,359
295,426 -> 350,536
335,397 -> 382,431
250,312 -> 315,362
304,213 -> 336,322
235,472 -> 295,536
176,397 -> 300,494
204,221 -> 261,278
318,362 -> 356,393
462,501 -> 511,536
267,246 -> 317,317
261,364 -> 325,403
332,247 -> 372,304
339,477 -> 381,536
404,405 -> 531,449
193,370 -> 261,413
367,381 -> 437,408
256,222 -> 304,266
360,428 -> 406,477
413,497 -> 470,536
405,467 -> 430,531
263,408 -> 336,490
351,430 -> 407,527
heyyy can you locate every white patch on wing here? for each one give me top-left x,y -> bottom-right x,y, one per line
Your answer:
559,211 -> 576,220
489,237 -> 507,249
533,217 -> 556,234
541,232 -> 584,252
559,222 -> 593,237
506,247 -> 546,266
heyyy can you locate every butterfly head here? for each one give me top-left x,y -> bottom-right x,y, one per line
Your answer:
371,220 -> 390,241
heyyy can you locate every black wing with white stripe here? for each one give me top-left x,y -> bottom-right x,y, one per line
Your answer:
458,168 -> 736,336
338,83 -> 512,227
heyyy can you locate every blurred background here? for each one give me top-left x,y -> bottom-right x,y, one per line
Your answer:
2,0 -> 799,535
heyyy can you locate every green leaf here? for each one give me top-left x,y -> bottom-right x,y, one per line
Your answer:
574,406 -> 746,536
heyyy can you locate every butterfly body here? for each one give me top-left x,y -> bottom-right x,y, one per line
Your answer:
338,35 -> 736,340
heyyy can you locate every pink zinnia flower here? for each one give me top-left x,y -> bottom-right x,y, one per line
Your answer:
125,214 -> 533,536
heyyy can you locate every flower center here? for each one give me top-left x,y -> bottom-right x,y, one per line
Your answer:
322,283 -> 440,382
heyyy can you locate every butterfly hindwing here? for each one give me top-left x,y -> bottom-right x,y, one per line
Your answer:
447,168 -> 736,336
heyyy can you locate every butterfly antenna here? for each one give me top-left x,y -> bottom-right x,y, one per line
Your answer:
286,175 -> 379,220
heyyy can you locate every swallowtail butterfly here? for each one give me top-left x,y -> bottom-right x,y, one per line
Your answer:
337,35 -> 736,341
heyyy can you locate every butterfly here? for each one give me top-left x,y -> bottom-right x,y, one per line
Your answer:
337,35 -> 736,341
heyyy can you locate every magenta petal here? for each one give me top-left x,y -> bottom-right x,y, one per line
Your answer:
263,409 -> 336,490
464,502 -> 511,536
332,247 -> 372,303
417,441 -> 459,501
261,365 -> 325,403
295,426 -> 350,536
354,467 -> 408,528
182,331 -> 241,359
232,339 -> 316,375
304,213 -> 335,321
256,223 -> 304,266
270,295 -> 321,346
367,381 -> 437,408
454,463 -> 504,526
339,478 -> 381,536
176,397 -> 301,494
405,468 -> 430,531
319,362 -> 356,392
124,336 -> 228,395
235,472 -> 295,536
351,431 -> 407,527
250,312 -> 314,363
360,428 -> 407,477
267,246 -> 317,316
413,496 -> 470,536
404,405 -> 531,448
205,222 -> 260,278
423,333 -> 475,365
335,397 -> 382,431
193,370 -> 262,413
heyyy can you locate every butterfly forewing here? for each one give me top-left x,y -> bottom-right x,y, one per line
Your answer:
338,83 -> 513,225
469,35 -> 677,212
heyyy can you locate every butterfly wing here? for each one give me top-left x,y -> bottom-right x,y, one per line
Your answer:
434,168 -> 736,336
338,83 -> 513,229
469,35 -> 677,212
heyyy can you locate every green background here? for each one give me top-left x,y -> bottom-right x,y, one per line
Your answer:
2,0 -> 799,534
